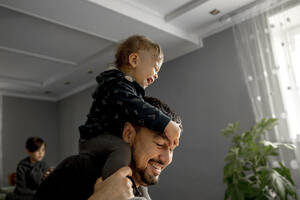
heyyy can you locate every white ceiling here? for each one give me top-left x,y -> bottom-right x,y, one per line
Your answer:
0,0 -> 261,101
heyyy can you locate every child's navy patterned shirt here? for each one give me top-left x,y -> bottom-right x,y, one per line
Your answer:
79,68 -> 171,139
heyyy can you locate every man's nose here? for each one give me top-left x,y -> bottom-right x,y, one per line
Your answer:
153,73 -> 158,80
159,149 -> 172,166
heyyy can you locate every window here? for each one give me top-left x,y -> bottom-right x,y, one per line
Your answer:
269,4 -> 300,140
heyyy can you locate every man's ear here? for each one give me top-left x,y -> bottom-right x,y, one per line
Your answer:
122,122 -> 136,145
128,53 -> 139,68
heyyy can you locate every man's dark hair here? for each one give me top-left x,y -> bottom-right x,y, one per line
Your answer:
144,96 -> 183,131
26,136 -> 45,152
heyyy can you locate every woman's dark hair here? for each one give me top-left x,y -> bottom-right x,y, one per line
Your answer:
25,136 -> 45,152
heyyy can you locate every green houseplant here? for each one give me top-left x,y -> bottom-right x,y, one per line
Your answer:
221,118 -> 297,200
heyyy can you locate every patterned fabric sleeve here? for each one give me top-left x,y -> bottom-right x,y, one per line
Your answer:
107,80 -> 170,134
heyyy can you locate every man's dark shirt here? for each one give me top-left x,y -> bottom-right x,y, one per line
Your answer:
34,153 -> 103,200
34,153 -> 151,200
79,68 -> 170,140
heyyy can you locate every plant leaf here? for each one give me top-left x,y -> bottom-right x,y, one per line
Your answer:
221,118 -> 297,200
231,185 -> 244,200
222,122 -> 239,137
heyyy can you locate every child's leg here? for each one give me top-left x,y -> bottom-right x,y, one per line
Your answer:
79,134 -> 131,180
101,142 -> 131,180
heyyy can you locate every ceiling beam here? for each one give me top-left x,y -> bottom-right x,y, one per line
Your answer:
0,89 -> 57,101
165,0 -> 210,22
43,43 -> 115,87
0,46 -> 76,66
218,0 -> 293,23
87,0 -> 200,44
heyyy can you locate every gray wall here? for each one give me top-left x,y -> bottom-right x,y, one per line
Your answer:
1,96 -> 59,186
57,87 -> 95,160
146,28 -> 255,199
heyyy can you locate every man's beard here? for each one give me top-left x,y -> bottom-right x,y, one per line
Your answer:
131,152 -> 159,185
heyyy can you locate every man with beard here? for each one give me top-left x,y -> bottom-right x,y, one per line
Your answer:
34,96 -> 182,200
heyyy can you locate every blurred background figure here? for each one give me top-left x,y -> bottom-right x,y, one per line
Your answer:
5,136 -> 52,200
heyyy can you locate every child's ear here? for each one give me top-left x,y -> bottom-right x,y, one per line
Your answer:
128,53 -> 139,68
122,122 -> 136,145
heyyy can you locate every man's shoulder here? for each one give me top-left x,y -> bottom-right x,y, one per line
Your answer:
34,153 -> 105,200
55,153 -> 104,173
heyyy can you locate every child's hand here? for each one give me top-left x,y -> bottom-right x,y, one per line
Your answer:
164,120 -> 181,149
42,167 -> 54,180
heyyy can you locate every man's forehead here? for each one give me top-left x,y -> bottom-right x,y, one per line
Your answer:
154,134 -> 168,141
139,127 -> 180,146
154,133 -> 180,146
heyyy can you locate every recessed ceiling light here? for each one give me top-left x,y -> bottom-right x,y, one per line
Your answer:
64,81 -> 71,85
45,90 -> 52,94
210,9 -> 220,16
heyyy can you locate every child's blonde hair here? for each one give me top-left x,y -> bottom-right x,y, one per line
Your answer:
114,35 -> 164,68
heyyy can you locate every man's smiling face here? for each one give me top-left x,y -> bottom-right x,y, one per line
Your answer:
130,127 -> 179,186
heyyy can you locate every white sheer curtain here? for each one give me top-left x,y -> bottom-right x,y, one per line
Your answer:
232,0 -> 300,192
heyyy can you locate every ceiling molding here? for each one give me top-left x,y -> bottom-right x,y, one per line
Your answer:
0,80 -> 97,102
0,90 -> 57,102
165,0 -> 210,22
0,46 -> 77,66
0,75 -> 43,88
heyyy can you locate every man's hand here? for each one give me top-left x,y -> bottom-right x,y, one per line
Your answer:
164,120 -> 181,149
88,166 -> 134,200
